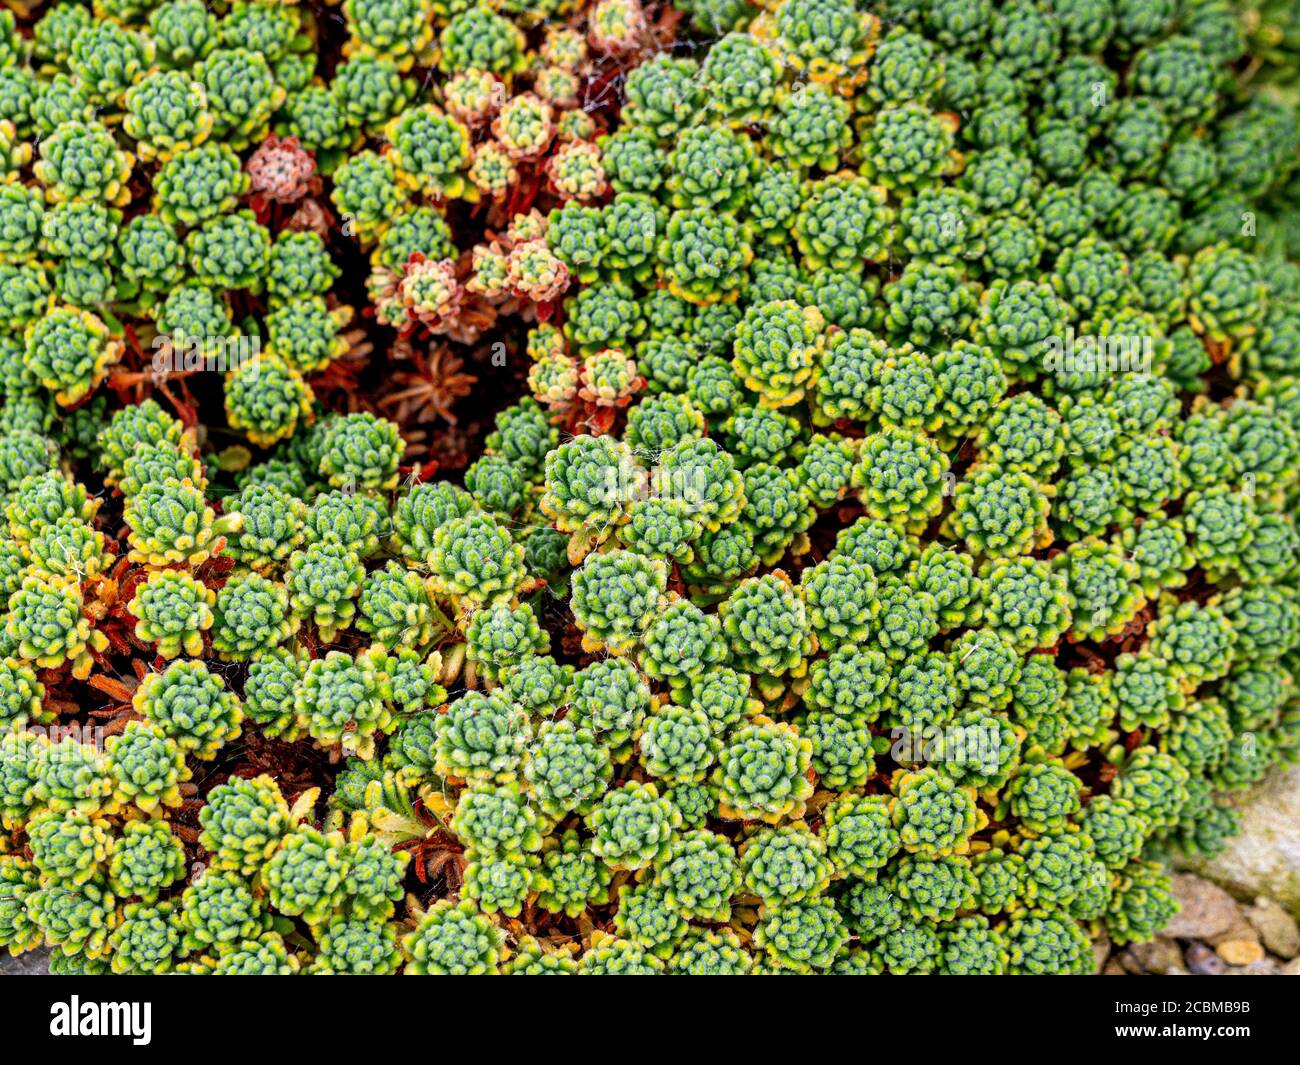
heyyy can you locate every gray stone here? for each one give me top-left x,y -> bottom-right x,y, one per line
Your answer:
1126,937 -> 1187,975
1180,765 -> 1300,917
1211,918 -> 1262,948
1245,896 -> 1300,958
0,947 -> 50,975
1161,874 -> 1242,939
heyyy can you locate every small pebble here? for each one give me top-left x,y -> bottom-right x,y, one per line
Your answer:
1216,939 -> 1266,967
1185,942 -> 1229,976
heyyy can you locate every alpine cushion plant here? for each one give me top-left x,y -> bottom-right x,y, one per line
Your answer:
1,0 -> 1299,980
